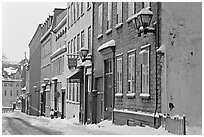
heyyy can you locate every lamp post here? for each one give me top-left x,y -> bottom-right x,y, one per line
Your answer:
79,47 -> 94,124
61,87 -> 66,119
21,88 -> 26,113
41,83 -> 46,116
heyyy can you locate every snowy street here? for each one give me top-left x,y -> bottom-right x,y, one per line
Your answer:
2,110 -> 172,135
2,110 -> 201,135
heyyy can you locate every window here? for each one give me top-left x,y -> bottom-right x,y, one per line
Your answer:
98,3 -> 103,35
10,83 -> 13,87
88,26 -> 92,53
128,52 -> 135,93
116,56 -> 123,94
10,90 -> 12,96
71,3 -> 73,25
128,2 -> 137,18
87,2 -> 91,10
17,90 -> 19,96
4,90 -> 6,96
116,2 -> 123,25
107,2 -> 112,30
81,2 -> 84,16
105,59 -> 112,74
76,83 -> 80,103
69,83 -> 71,101
71,39 -> 73,55
72,83 -> 75,102
81,30 -> 85,48
73,2 -> 76,22
74,37 -> 76,54
77,33 -> 80,52
68,41 -> 71,54
77,2 -> 80,19
87,75 -> 92,93
4,83 -> 7,87
68,7 -> 70,28
141,49 -> 150,94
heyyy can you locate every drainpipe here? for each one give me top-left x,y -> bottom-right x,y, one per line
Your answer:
154,2 -> 161,128
91,2 -> 96,123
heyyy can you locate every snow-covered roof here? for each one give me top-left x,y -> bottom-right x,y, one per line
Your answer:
3,67 -> 18,75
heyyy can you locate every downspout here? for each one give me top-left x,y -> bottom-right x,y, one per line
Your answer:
154,2 -> 161,127
91,2 -> 96,123
112,46 -> 116,123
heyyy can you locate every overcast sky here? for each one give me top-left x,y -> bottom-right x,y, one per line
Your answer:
2,2 -> 66,62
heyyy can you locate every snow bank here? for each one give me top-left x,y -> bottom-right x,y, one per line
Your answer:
86,120 -> 171,135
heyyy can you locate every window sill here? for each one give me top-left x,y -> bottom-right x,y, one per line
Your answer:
66,99 -> 71,103
126,93 -> 136,98
115,23 -> 123,30
115,93 -> 123,98
140,93 -> 150,98
126,16 -> 134,23
97,34 -> 103,39
105,29 -> 112,35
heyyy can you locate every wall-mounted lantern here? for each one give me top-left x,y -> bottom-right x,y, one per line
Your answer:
133,8 -> 156,36
80,47 -> 92,62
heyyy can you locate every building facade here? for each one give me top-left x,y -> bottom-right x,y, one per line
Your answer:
2,78 -> 22,107
28,24 -> 42,116
66,2 -> 93,124
50,8 -> 67,118
40,9 -> 64,116
92,2 -> 161,127
160,2 -> 202,127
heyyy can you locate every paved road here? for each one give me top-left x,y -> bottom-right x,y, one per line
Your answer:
2,116 -> 62,135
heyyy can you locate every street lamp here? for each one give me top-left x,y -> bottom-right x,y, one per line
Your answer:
133,8 -> 156,36
80,47 -> 92,62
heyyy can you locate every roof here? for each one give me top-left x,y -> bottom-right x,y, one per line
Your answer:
3,67 -> 18,75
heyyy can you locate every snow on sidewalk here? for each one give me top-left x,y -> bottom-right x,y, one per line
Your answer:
3,111 -> 201,135
11,111 -> 172,135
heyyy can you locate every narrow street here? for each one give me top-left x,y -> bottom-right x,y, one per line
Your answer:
2,114 -> 62,135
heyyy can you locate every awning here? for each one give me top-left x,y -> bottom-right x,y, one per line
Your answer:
97,40 -> 115,52
66,68 -> 83,83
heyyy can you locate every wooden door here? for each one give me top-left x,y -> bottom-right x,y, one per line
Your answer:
104,59 -> 113,120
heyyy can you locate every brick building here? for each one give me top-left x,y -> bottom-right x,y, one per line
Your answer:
92,2 -> 161,127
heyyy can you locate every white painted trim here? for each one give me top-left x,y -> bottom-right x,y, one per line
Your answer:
115,93 -> 123,97
105,29 -> 112,35
115,23 -> 123,29
139,93 -> 150,98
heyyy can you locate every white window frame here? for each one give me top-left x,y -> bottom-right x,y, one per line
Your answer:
88,26 -> 92,53
107,2 -> 112,31
127,53 -> 135,94
116,2 -> 123,25
116,56 -> 123,94
98,3 -> 103,36
140,49 -> 150,97
81,30 -> 85,48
